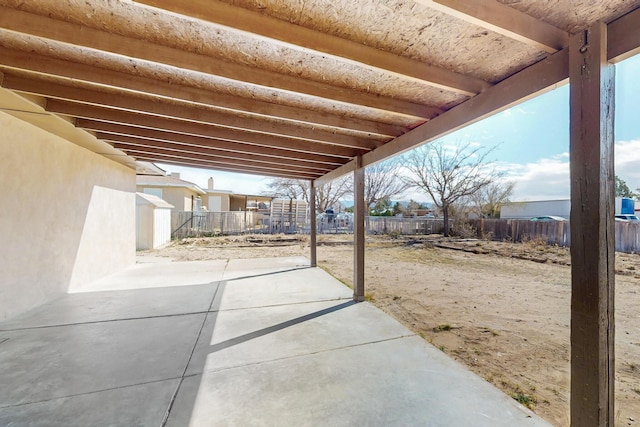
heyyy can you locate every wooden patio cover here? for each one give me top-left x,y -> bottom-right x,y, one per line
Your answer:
0,0 -> 635,181
1,1 -> 640,426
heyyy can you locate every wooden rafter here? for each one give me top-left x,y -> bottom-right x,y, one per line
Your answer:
128,154 -> 320,179
608,6 -> 640,62
101,136 -> 336,172
417,0 -> 568,53
78,120 -> 346,166
0,6 -> 441,118
0,47 -> 409,136
111,143 -> 329,175
46,101 -> 365,159
136,0 -> 490,96
2,73 -> 383,150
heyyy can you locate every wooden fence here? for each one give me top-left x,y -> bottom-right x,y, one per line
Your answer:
366,217 -> 445,235
469,219 -> 640,253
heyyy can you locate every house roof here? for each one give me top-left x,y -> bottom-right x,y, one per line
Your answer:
136,192 -> 175,209
1,1 -> 639,183
136,175 -> 206,195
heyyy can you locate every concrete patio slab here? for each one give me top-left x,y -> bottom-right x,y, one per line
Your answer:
214,267 -> 352,310
0,258 -> 553,426
186,299 -> 413,375
167,336 -> 549,427
222,256 -> 310,280
71,259 -> 228,292
0,283 -> 218,330
0,313 -> 204,407
0,378 -> 179,427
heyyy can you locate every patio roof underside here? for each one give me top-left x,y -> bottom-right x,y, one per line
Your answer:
1,0 -> 639,182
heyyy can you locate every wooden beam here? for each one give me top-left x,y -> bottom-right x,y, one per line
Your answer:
353,155 -> 365,302
315,160 -> 357,187
106,137 -> 335,172
0,47 -> 407,137
310,180 -> 317,267
2,74 -> 383,150
127,149 -> 320,178
0,6 -> 442,118
569,22 -> 615,427
130,155 -> 316,179
607,5 -> 640,62
362,47 -> 569,168
418,0 -> 568,53
116,145 -> 323,176
137,0 -> 490,96
47,101 -> 364,158
80,121 -> 345,166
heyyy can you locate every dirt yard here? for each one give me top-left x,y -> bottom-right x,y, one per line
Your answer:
140,234 -> 640,427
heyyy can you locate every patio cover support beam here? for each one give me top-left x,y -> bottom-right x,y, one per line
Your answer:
353,156 -> 365,302
569,22 -> 615,427
360,47 -> 569,169
418,0 -> 568,53
310,180 -> 317,268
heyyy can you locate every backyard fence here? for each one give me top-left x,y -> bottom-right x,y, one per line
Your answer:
171,211 -> 446,238
470,218 -> 640,253
366,217 -> 445,235
171,211 -> 269,238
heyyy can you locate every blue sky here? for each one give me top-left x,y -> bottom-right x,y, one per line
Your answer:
159,53 -> 640,203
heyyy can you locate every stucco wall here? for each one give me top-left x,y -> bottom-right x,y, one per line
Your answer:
0,112 -> 136,320
206,194 -> 230,212
137,186 -> 198,211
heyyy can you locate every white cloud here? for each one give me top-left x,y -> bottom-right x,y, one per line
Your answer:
615,139 -> 640,189
501,139 -> 640,201
502,157 -> 570,201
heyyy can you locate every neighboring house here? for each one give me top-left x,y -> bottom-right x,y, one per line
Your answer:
204,177 -> 272,213
136,172 -> 206,212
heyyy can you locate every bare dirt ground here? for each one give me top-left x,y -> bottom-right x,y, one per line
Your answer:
140,234 -> 640,427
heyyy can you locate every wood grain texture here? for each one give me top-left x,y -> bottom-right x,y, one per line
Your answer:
569,22 -> 615,427
353,155 -> 366,302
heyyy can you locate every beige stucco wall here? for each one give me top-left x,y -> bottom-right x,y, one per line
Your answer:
206,193 -> 230,212
136,186 -> 199,211
0,112 -> 136,320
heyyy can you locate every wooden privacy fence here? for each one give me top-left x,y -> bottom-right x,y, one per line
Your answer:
470,219 -> 640,253
366,217 -> 445,235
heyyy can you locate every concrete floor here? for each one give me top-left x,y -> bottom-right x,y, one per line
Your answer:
0,256 -> 552,426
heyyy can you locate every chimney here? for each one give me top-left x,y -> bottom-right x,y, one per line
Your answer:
208,177 -> 214,190
170,172 -> 180,179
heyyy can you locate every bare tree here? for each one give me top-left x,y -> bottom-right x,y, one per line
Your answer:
266,158 -> 406,215
403,140 -> 500,236
365,159 -> 409,209
469,181 -> 515,218
265,177 -> 352,213
265,178 -> 308,201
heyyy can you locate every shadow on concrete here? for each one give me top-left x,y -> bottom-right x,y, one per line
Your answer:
208,300 -> 354,353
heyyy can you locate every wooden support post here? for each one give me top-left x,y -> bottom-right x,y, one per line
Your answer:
353,156 -> 365,302
310,180 -> 317,267
569,22 -> 615,427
